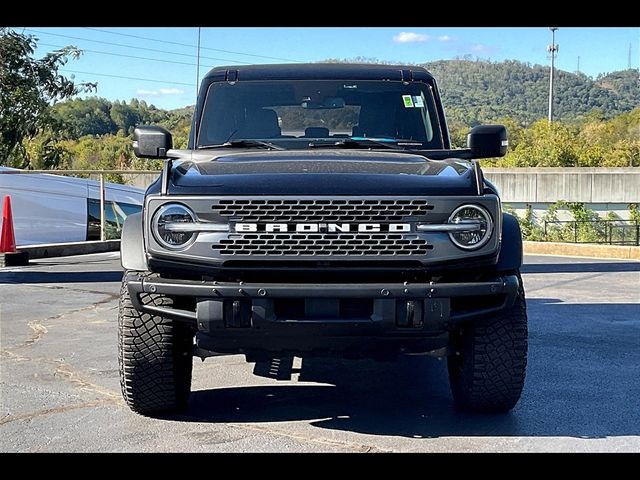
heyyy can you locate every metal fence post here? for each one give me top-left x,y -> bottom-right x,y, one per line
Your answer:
636,223 -> 639,247
99,173 -> 106,242
574,221 -> 578,243
544,221 -> 548,241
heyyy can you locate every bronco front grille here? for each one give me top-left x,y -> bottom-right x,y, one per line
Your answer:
211,198 -> 433,222
213,233 -> 432,256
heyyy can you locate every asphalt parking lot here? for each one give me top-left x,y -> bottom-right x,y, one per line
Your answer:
1,252 -> 639,452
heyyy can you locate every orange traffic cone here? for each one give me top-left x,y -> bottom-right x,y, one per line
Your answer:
0,195 -> 29,267
1,195 -> 17,253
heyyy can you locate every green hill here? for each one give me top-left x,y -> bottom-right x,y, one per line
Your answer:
422,60 -> 639,126
50,60 -> 637,136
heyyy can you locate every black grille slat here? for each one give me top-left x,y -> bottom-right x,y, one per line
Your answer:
210,198 -> 435,257
213,233 -> 432,256
213,198 -> 433,222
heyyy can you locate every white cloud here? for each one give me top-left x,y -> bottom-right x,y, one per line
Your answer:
437,35 -> 451,42
136,87 -> 184,97
469,43 -> 495,55
393,32 -> 430,43
158,88 -> 184,95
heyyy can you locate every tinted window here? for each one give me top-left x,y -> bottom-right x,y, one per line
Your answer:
197,80 -> 443,149
87,199 -> 141,240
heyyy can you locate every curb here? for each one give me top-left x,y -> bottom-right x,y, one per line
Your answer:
523,241 -> 640,260
18,240 -> 121,260
0,251 -> 29,267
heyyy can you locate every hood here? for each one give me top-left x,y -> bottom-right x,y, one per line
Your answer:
159,150 -> 478,196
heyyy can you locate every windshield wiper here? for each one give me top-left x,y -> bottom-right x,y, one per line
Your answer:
199,139 -> 284,150
308,138 -> 409,150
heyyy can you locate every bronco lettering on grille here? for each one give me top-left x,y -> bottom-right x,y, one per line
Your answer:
234,223 -> 412,233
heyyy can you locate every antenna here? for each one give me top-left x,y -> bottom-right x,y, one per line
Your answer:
195,27 -> 202,104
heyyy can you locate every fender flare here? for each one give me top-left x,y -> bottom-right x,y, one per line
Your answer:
495,212 -> 523,272
120,212 -> 148,271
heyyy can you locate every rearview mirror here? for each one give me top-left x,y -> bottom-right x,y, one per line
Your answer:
467,125 -> 508,158
133,126 -> 173,158
301,96 -> 346,109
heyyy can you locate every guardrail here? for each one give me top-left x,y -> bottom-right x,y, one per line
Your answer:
0,169 -> 160,243
543,220 -> 640,246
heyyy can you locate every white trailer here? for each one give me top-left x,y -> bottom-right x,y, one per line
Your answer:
0,167 -> 145,246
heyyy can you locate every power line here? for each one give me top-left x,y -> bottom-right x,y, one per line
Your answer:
83,27 -> 302,63
39,42 -> 197,67
25,28 -> 247,65
60,69 -> 194,87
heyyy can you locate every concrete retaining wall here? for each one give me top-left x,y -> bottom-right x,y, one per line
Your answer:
483,168 -> 640,204
127,173 -> 159,190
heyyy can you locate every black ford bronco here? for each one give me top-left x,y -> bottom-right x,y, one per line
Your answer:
119,64 -> 527,415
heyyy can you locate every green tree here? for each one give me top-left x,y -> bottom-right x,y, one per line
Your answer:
52,97 -> 115,137
0,28 -> 95,167
498,119 -> 581,167
110,101 -> 140,135
61,132 -> 134,182
23,132 -> 69,170
629,204 -> 640,224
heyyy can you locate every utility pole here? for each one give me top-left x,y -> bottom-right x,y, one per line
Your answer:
547,27 -> 559,123
577,56 -> 580,73
629,43 -> 632,70
195,27 -> 202,104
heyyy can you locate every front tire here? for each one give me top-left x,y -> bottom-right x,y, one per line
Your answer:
118,272 -> 193,415
447,274 -> 528,413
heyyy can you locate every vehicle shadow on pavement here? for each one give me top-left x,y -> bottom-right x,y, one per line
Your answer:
522,261 -> 640,274
179,355 -> 512,438
173,297 -> 640,439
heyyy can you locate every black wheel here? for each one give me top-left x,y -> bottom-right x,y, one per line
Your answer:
118,271 -> 193,415
447,273 -> 528,413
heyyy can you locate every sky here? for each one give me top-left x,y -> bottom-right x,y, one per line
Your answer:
15,26 -> 640,110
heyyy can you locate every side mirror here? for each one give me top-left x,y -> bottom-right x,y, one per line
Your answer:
467,125 -> 508,158
133,126 -> 173,158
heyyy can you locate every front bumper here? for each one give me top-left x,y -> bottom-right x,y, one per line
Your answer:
126,274 -> 520,356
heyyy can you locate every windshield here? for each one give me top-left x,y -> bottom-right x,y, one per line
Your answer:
196,80 -> 444,150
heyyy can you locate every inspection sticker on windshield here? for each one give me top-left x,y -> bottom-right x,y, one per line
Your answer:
413,95 -> 425,108
402,95 -> 414,108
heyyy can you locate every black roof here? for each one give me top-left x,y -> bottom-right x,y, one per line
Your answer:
204,63 -> 435,82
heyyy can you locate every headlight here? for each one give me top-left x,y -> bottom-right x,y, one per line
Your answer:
447,204 -> 493,250
152,203 -> 196,250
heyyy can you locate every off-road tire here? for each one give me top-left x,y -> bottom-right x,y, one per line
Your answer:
118,271 -> 193,415
447,274 -> 528,413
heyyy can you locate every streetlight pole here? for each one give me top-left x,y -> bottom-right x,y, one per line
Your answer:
547,27 -> 559,123
195,27 -> 201,104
